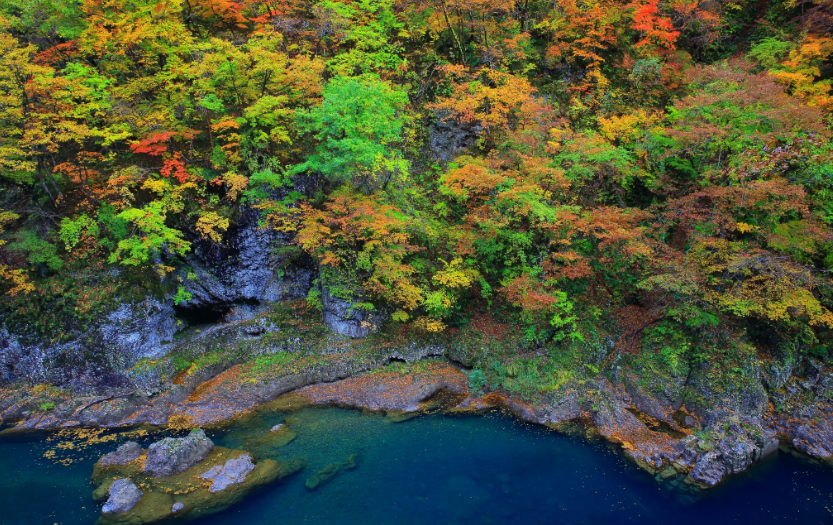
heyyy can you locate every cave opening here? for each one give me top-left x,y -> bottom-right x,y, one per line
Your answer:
174,304 -> 233,326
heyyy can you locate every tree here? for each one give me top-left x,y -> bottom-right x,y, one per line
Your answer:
293,74 -> 409,192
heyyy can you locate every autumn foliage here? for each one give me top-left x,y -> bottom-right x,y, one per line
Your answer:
0,0 -> 832,362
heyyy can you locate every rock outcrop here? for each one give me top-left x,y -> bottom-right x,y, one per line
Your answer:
94,442 -> 302,525
677,417 -> 779,486
100,442 -> 143,467
177,207 -> 314,319
297,362 -> 468,412
102,479 -> 143,515
143,429 -> 215,477
0,298 -> 177,391
200,454 -> 256,493
794,419 -> 833,458
321,287 -> 385,339
428,112 -> 480,162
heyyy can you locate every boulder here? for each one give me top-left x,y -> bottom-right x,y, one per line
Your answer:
171,502 -> 185,513
143,429 -> 215,477
100,442 -> 143,467
200,454 -> 256,493
102,479 -> 143,514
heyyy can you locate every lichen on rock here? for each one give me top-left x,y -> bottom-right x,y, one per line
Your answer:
143,428 -> 215,477
93,442 -> 304,525
102,479 -> 143,515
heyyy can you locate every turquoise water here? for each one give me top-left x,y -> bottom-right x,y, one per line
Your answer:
1,406 -> 833,525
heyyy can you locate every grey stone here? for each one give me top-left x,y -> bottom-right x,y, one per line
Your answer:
100,298 -> 177,362
814,373 -> 833,399
270,424 -> 284,432
171,502 -> 185,513
428,112 -> 479,162
794,419 -> 833,459
177,207 -> 313,315
718,439 -> 755,474
505,390 -> 581,425
100,442 -> 143,467
102,478 -> 143,514
143,428 -> 215,477
321,286 -> 385,339
200,454 -> 255,493
691,451 -> 726,486
1,297 -> 177,392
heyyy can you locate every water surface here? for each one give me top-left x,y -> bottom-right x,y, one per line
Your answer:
1,406 -> 832,525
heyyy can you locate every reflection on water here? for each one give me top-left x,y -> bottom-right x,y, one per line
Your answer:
1,405 -> 833,525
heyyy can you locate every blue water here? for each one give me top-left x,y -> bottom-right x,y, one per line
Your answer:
1,406 -> 832,525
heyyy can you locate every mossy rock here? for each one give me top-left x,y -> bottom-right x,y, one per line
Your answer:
93,446 -> 304,525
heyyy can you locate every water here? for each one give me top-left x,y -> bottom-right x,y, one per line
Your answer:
1,406 -> 832,525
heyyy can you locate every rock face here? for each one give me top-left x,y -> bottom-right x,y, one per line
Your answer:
690,451 -> 726,486
677,417 -> 779,486
143,429 -> 215,477
100,298 -> 177,363
102,479 -> 143,514
0,298 -> 176,391
504,391 -> 581,424
794,419 -> 833,458
297,362 -> 468,412
592,396 -> 682,470
428,112 -> 479,162
100,442 -> 143,467
177,207 -> 314,319
321,287 -> 384,338
200,454 -> 256,493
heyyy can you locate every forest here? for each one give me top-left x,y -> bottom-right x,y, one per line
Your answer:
1,0 -> 833,388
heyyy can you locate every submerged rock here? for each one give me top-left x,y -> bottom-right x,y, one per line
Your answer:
171,502 -> 184,513
242,425 -> 297,455
143,429 -> 215,477
102,479 -> 143,515
200,454 -> 256,493
100,442 -> 142,467
305,453 -> 358,490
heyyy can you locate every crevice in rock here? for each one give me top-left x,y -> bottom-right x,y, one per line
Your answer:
626,407 -> 687,439
174,303 -> 236,326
